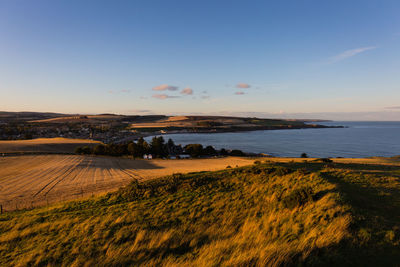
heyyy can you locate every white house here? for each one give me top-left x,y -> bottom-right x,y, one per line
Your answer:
143,154 -> 153,160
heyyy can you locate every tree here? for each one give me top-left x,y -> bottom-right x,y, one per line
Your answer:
229,149 -> 245,156
167,138 -> 175,148
150,136 -> 167,157
137,137 -> 150,155
204,145 -> 216,156
167,138 -> 176,154
127,142 -> 137,157
300,153 -> 308,158
184,144 -> 203,157
219,148 -> 228,156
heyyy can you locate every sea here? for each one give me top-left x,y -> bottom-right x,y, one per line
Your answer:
146,121 -> 400,158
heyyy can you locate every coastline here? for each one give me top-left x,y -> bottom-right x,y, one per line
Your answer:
136,123 -> 344,139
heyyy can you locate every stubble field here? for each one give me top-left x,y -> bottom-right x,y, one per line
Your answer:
0,155 -> 256,211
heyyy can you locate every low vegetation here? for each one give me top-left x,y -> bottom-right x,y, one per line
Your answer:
1,160 -> 399,266
75,136 -> 245,158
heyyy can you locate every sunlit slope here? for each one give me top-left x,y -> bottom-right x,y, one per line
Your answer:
0,161 -> 399,265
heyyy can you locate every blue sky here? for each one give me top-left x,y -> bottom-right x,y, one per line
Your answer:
1,0 -> 400,120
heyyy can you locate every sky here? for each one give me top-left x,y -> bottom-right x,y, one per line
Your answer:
1,0 -> 400,120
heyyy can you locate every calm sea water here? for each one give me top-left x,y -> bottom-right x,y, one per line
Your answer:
147,121 -> 400,158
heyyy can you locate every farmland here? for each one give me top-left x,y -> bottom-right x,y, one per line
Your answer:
0,111 -> 337,144
0,138 -> 101,154
0,155 -> 257,211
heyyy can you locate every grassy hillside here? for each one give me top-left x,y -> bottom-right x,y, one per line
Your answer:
0,161 -> 399,266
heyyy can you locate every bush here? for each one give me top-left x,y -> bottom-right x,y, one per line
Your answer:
93,144 -> 106,155
301,153 -> 308,158
282,187 -> 314,209
274,166 -> 293,176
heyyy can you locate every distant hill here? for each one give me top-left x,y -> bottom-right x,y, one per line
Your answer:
0,111 -> 67,121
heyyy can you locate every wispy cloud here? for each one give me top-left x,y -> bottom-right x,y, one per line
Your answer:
236,83 -> 251,89
181,87 -> 193,95
152,94 -> 180,100
330,46 -> 376,63
235,91 -> 245,95
152,84 -> 179,91
385,106 -> 400,109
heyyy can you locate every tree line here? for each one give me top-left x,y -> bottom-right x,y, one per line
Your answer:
75,136 -> 245,158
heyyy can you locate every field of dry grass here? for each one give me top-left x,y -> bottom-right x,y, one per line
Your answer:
0,155 -> 257,211
0,138 -> 101,154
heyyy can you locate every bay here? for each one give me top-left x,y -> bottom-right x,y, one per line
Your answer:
146,121 -> 400,158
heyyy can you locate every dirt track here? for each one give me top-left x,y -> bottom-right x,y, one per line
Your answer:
0,155 -> 256,211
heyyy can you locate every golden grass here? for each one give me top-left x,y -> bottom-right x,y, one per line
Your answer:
1,159 -> 400,265
0,163 -> 353,266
